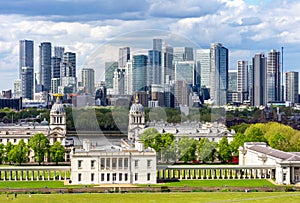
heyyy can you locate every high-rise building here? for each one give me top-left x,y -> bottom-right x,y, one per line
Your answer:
174,80 -> 190,107
21,66 -> 34,99
210,43 -> 228,106
175,61 -> 195,85
286,71 -> 299,104
252,53 -> 267,106
173,47 -> 194,62
19,40 -> 34,79
227,70 -> 238,103
54,46 -> 65,59
161,45 -> 173,83
13,79 -> 22,99
113,69 -> 126,95
248,64 -> 254,105
147,39 -> 162,86
82,68 -> 95,95
132,55 -> 148,92
51,78 -> 60,94
119,47 -> 130,68
39,42 -> 52,92
267,49 -> 281,102
196,49 -> 210,89
51,56 -> 61,79
105,62 -> 118,89
61,52 -> 76,77
237,60 -> 249,103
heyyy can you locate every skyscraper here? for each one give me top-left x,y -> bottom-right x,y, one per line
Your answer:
19,40 -> 34,79
82,68 -> 95,95
286,71 -> 299,104
105,62 -> 118,89
252,53 -> 267,106
51,56 -> 61,79
19,40 -> 34,99
227,70 -> 238,103
61,52 -> 76,77
161,45 -> 173,83
173,47 -> 194,62
237,60 -> 249,103
267,49 -> 281,102
210,43 -> 228,106
175,61 -> 195,85
54,46 -> 65,59
147,39 -> 162,86
39,42 -> 52,92
132,55 -> 148,92
196,49 -> 211,89
119,47 -> 130,68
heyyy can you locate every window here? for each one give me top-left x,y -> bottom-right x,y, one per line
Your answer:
147,160 -> 151,168
124,173 -> 128,181
78,173 -> 82,182
112,158 -> 117,170
91,173 -> 94,182
101,173 -> 105,181
134,160 -> 139,169
100,158 -> 105,170
124,158 -> 128,169
118,158 -> 123,169
113,173 -> 117,181
147,173 -> 151,181
119,173 -> 122,181
107,173 -> 110,181
91,160 -> 95,169
106,158 -> 110,170
14,139 -> 16,143
134,173 -> 138,181
0,139 -> 2,142
6,139 -> 9,143
78,160 -> 82,169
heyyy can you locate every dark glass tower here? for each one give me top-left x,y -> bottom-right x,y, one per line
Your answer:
39,42 -> 52,92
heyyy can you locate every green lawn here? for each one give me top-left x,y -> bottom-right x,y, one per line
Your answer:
1,192 -> 300,203
163,179 -> 275,187
0,181 -> 89,189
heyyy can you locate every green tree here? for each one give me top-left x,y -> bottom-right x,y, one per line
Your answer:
269,133 -> 290,151
8,139 -> 29,165
245,126 -> 267,142
50,141 -> 66,165
230,133 -> 246,155
178,138 -> 197,162
198,138 -> 218,163
218,137 -> 232,163
4,142 -> 14,164
140,128 -> 161,151
0,143 -> 5,164
161,140 -> 177,163
28,133 -> 50,165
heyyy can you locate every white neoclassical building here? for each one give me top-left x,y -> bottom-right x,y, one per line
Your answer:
239,142 -> 300,185
70,96 -> 156,185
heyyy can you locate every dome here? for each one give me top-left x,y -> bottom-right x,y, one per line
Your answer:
130,103 -> 144,113
51,102 -> 65,114
41,118 -> 49,125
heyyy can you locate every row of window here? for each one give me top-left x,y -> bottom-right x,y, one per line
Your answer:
77,172 -> 151,182
78,158 -> 152,170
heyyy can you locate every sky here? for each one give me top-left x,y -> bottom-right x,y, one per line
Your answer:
0,0 -> 299,90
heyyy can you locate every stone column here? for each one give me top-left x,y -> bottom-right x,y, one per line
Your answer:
59,171 -> 62,180
9,171 -> 12,181
26,170 -> 28,181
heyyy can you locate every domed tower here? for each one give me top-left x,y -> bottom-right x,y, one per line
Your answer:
49,96 -> 66,145
128,94 -> 145,140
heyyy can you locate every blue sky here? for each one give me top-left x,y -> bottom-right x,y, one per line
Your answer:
0,0 -> 299,90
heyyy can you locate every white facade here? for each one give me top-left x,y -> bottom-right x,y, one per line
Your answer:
239,142 -> 300,185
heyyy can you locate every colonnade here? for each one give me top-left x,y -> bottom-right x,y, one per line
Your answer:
0,166 -> 71,181
157,166 -> 275,180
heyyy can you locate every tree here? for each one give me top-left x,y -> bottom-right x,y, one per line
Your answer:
161,140 -> 177,163
50,141 -> 66,165
218,137 -> 232,163
4,142 -> 14,164
269,133 -> 290,151
178,138 -> 197,162
8,139 -> 29,165
140,128 -> 161,151
198,138 -> 218,163
230,133 -> 246,155
0,143 -> 5,164
245,126 -> 267,143
28,133 -> 50,165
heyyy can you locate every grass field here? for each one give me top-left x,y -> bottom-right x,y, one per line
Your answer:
1,192 -> 300,203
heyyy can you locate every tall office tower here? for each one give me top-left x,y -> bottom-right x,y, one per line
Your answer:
252,53 -> 267,106
51,78 -> 60,94
51,56 -> 61,79
54,46 -> 65,59
227,70 -> 238,103
237,60 -> 249,103
39,42 -> 52,92
21,66 -> 34,99
13,79 -> 22,98
267,49 -> 281,102
119,47 -> 130,68
61,52 -> 76,77
147,39 -> 162,86
161,45 -> 173,83
248,64 -> 254,105
82,68 -> 95,95
173,47 -> 194,62
19,40 -> 34,79
132,55 -> 148,92
210,43 -> 228,106
286,71 -> 299,104
124,60 -> 133,95
105,62 -> 118,89
196,49 -> 210,89
113,69 -> 126,95
175,61 -> 195,85
174,80 -> 189,107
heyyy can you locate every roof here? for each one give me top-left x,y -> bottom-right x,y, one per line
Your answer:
248,145 -> 300,162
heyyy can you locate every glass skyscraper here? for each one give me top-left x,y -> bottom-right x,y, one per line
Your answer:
252,53 -> 267,106
39,42 -> 52,92
267,49 -> 281,102
286,71 -> 299,104
132,55 -> 148,92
